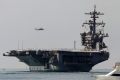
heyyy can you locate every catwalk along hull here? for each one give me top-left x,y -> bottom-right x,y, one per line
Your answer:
4,50 -> 109,72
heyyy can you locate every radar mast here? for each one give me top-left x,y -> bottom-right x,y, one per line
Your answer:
81,5 -> 108,51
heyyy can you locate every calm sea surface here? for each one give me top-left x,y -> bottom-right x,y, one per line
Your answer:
0,69 -> 109,80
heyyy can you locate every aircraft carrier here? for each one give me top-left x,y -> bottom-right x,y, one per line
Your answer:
3,6 -> 109,72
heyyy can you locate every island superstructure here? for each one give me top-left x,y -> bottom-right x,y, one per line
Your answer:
3,6 -> 109,72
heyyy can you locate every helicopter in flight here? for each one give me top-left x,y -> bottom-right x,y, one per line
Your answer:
34,27 -> 44,31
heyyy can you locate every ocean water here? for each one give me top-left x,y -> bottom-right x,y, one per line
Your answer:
0,69 -> 108,80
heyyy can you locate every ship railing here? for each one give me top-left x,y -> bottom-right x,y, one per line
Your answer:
3,47 -> 109,56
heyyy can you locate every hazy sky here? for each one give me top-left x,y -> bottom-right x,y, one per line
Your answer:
0,0 -> 120,70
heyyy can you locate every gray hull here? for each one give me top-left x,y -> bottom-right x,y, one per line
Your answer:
4,50 -> 109,72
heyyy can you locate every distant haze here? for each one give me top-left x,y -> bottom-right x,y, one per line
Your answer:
0,0 -> 119,69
